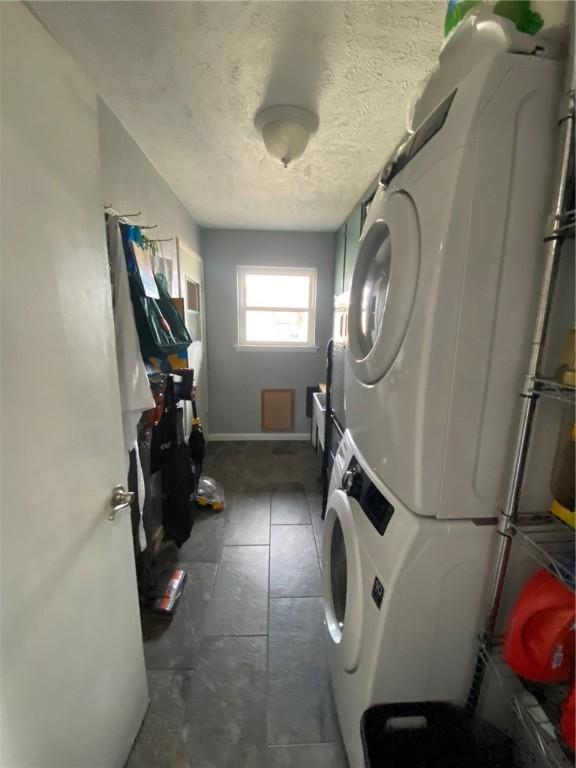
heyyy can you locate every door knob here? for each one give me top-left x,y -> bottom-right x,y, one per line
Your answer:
109,484 -> 135,521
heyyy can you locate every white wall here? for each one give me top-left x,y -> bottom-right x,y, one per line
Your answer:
98,99 -> 201,260
203,229 -> 335,436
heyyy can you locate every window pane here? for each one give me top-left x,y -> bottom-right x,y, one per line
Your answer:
186,309 -> 202,341
245,274 -> 310,308
245,310 -> 309,343
186,278 -> 200,312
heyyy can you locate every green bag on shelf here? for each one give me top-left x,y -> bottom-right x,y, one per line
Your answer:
444,0 -> 544,37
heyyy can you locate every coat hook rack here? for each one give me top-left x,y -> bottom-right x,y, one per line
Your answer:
148,237 -> 174,242
104,205 -> 142,219
104,205 -> 165,236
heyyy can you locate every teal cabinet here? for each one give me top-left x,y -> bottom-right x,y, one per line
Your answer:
344,203 -> 362,292
334,223 -> 346,296
334,181 -> 378,299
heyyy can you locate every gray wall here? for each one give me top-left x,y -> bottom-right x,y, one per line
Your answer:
203,229 -> 335,435
98,99 -> 201,253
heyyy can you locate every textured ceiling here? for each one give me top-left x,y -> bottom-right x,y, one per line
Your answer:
33,1 -> 447,230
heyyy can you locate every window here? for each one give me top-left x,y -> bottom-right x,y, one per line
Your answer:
237,266 -> 317,348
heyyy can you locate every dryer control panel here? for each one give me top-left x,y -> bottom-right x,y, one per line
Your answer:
342,458 -> 394,536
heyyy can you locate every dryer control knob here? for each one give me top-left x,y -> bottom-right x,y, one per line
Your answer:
342,468 -> 362,495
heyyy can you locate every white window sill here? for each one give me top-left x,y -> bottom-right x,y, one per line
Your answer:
234,344 -> 320,352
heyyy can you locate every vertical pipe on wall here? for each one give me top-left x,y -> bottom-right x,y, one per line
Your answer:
321,339 -> 334,518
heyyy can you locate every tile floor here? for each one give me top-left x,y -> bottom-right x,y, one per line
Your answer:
126,441 -> 348,768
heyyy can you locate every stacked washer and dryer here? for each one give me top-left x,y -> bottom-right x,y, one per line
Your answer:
321,11 -> 565,768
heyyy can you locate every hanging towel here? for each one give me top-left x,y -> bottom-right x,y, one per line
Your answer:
106,214 -> 154,460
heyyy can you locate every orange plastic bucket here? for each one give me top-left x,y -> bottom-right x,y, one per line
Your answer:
503,569 -> 575,683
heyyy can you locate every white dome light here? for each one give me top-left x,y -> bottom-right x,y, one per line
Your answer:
254,106 -> 318,168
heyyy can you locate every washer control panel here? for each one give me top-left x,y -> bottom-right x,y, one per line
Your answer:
342,457 -> 395,535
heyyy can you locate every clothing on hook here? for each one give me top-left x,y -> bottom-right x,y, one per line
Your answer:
106,214 -> 154,462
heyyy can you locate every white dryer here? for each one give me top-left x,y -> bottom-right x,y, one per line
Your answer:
345,11 -> 563,520
323,431 -> 495,768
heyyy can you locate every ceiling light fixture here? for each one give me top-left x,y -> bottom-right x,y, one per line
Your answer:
254,106 -> 318,168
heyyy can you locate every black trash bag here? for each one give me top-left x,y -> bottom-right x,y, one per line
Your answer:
161,442 -> 195,547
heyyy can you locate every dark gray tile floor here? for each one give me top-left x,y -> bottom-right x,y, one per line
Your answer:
143,563 -> 218,671
225,492 -> 270,546
270,525 -> 322,598
271,482 -> 311,525
127,441 -> 345,768
203,545 -> 269,636
268,597 -> 339,745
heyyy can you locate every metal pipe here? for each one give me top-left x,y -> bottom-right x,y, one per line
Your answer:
321,338 -> 334,519
467,17 -> 575,712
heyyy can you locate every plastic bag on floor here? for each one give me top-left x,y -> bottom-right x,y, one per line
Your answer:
195,476 -> 225,512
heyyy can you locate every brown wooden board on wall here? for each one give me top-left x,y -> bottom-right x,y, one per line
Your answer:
261,389 -> 294,432
171,297 -> 185,321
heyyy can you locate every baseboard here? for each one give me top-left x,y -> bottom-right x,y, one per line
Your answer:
209,432 -> 310,442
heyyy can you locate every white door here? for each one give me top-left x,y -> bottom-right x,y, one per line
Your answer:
178,239 -> 209,438
0,6 -> 148,767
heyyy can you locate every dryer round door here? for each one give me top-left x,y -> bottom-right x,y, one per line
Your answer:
348,191 -> 420,385
322,489 -> 364,673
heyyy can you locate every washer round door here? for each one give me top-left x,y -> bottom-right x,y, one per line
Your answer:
322,489 -> 364,673
348,191 -> 420,385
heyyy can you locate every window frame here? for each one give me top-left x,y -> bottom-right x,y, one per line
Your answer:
236,265 -> 318,349
185,274 -> 202,341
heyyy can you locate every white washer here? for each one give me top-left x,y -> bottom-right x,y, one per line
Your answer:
323,431 -> 495,768
345,12 -> 563,520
